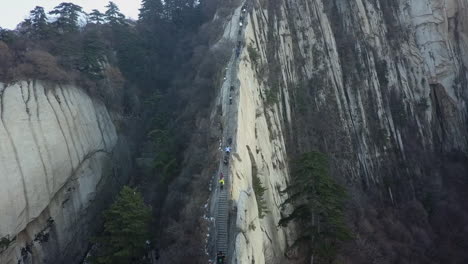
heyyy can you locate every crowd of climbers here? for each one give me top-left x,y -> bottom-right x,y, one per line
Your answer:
215,2 -> 249,263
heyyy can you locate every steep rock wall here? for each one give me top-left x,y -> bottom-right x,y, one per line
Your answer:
0,81 -> 131,264
231,53 -> 293,264
218,4 -> 295,264
231,0 -> 468,262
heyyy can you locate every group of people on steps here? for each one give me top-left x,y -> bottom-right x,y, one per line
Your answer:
220,145 -> 231,189
215,2 -> 250,263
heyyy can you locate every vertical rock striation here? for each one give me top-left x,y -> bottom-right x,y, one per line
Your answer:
228,0 -> 468,262
0,81 -> 131,264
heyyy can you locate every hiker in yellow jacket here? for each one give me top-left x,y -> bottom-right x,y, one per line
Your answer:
219,178 -> 225,190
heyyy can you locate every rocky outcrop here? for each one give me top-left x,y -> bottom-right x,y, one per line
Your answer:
0,81 -> 131,264
227,0 -> 468,262
214,4 -> 294,264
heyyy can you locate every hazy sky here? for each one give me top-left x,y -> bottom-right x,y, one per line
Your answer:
0,0 -> 142,29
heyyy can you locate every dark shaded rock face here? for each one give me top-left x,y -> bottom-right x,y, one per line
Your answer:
242,0 -> 468,262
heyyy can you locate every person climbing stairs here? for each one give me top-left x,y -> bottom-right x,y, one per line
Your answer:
213,2 -> 249,263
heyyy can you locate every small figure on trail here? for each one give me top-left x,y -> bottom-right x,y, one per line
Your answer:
229,95 -> 233,104
217,251 -> 226,263
219,178 -> 225,190
230,85 -> 234,91
227,137 -> 233,145
223,155 -> 229,165
225,146 -> 232,154
219,172 -> 224,180
242,4 -> 248,12
239,21 -> 243,27
145,240 -> 151,250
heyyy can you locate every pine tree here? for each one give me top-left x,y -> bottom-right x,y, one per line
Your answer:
89,9 -> 105,24
138,0 -> 164,22
279,152 -> 352,264
49,2 -> 83,33
90,186 -> 152,264
80,28 -> 106,78
163,0 -> 202,28
104,2 -> 126,26
29,6 -> 49,39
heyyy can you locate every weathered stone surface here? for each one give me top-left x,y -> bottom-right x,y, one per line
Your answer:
0,81 -> 128,264
228,0 -> 468,262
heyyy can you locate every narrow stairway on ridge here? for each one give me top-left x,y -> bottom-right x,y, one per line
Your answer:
213,2 -> 250,263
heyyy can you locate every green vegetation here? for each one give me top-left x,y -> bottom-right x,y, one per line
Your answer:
1,1 -> 235,262
104,2 -> 126,26
148,127 -> 178,184
24,6 -> 49,39
247,43 -> 260,67
0,235 -> 15,251
253,172 -> 268,218
48,2 -> 84,33
89,186 -> 151,264
89,9 -> 105,24
0,1 -> 131,108
279,152 -> 351,263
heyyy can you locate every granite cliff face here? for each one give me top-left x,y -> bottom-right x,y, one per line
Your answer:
225,0 -> 468,262
0,81 -> 132,264
1,0 -> 468,263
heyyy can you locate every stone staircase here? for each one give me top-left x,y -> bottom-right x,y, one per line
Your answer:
216,166 -> 229,254
214,2 -> 249,262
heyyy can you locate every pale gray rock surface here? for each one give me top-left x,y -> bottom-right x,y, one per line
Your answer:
226,0 -> 468,262
0,81 -> 130,264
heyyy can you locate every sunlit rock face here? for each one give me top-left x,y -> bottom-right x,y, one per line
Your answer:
0,81 -> 130,264
228,0 -> 468,262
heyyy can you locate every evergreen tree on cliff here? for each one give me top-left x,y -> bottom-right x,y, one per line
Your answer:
139,0 -> 164,23
49,2 -> 83,33
89,9 -> 105,25
279,152 -> 352,263
28,6 -> 49,39
164,0 -> 202,28
105,1 -> 126,26
137,0 -> 174,88
90,186 -> 152,264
